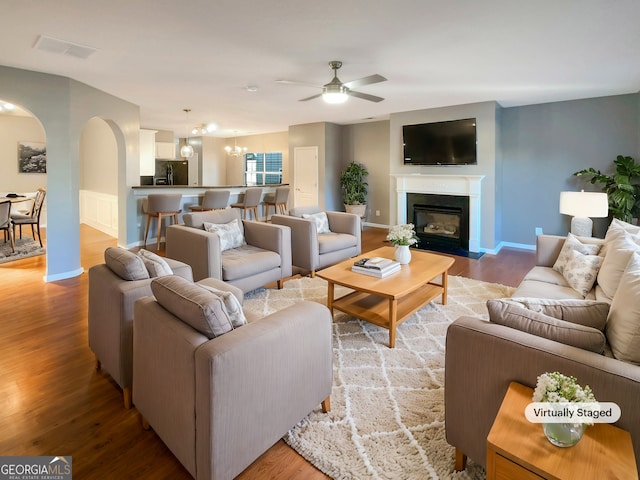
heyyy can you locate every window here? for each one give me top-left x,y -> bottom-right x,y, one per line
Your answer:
244,152 -> 282,185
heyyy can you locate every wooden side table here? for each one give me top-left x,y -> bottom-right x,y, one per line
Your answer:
487,382 -> 638,480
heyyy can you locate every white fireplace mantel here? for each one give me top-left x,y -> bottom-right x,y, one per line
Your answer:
392,174 -> 484,252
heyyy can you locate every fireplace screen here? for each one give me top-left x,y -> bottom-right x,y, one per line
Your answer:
415,206 -> 461,241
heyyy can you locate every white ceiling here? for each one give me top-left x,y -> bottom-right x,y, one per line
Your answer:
1,0 -> 639,138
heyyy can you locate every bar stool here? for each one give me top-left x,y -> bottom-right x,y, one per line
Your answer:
143,194 -> 182,251
189,190 -> 230,212
263,186 -> 290,222
230,187 -> 263,220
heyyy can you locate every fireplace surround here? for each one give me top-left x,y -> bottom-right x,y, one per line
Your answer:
393,174 -> 484,255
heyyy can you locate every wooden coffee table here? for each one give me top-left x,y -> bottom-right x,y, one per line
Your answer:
487,382 -> 638,480
317,246 -> 454,348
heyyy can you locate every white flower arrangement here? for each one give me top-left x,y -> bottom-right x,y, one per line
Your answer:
532,372 -> 596,404
386,223 -> 419,246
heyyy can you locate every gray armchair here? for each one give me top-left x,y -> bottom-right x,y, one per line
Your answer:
88,247 -> 193,408
271,205 -> 361,277
133,275 -> 333,480
165,208 -> 292,291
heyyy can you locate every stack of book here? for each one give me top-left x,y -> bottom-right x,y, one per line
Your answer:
351,257 -> 401,278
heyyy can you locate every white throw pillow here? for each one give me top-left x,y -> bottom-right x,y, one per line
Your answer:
553,233 -> 601,276
606,252 -> 640,365
198,284 -> 247,328
137,249 -> 173,277
302,211 -> 331,234
607,218 -> 640,236
203,219 -> 246,251
562,248 -> 603,297
597,230 -> 640,300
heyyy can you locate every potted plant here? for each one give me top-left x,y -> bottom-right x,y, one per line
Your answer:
340,161 -> 368,218
574,155 -> 640,223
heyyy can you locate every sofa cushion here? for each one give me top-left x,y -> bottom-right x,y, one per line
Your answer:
318,232 -> 357,254
303,211 -> 331,234
498,298 -> 609,331
198,283 -> 247,328
220,244 -> 281,281
487,299 -> 606,353
138,249 -> 173,277
553,233 -> 601,276
151,275 -> 234,339
204,218 -> 246,251
561,248 -> 603,297
597,230 -> 640,301
608,218 -> 640,236
606,252 -> 640,365
104,247 -> 150,281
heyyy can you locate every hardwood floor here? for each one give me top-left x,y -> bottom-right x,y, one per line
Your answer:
0,225 -> 535,479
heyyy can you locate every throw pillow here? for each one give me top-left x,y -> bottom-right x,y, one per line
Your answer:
137,249 -> 173,277
198,283 -> 247,328
597,230 -> 640,300
302,211 -> 331,234
151,275 -> 234,339
203,218 -> 246,251
487,299 -> 606,354
104,247 -> 149,281
605,252 -> 640,365
561,248 -> 603,297
552,233 -> 601,276
498,298 -> 609,331
607,218 -> 640,236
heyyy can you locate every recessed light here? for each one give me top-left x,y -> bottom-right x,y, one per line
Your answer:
246,85 -> 259,93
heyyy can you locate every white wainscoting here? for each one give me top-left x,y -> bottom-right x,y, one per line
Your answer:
80,190 -> 117,237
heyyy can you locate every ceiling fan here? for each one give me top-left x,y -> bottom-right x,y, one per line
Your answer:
277,61 -> 387,104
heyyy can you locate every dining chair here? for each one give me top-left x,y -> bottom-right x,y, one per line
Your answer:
230,187 -> 263,220
0,199 -> 15,253
143,194 -> 183,251
263,186 -> 290,222
11,187 -> 46,247
189,190 -> 230,212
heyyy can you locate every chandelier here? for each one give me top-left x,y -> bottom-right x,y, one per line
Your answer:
192,123 -> 217,135
224,138 -> 248,157
180,108 -> 194,158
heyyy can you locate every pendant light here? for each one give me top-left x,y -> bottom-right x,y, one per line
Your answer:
180,108 -> 194,158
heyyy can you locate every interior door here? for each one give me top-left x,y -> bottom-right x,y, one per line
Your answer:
293,146 -> 318,208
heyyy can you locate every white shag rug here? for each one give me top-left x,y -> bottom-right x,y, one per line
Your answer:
243,275 -> 515,480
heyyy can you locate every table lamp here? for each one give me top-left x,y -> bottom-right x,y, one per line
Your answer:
559,190 -> 608,237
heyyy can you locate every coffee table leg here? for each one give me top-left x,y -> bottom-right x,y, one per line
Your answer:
388,298 -> 398,348
327,281 -> 335,315
442,271 -> 448,305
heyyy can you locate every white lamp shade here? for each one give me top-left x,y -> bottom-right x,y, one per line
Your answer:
559,191 -> 608,218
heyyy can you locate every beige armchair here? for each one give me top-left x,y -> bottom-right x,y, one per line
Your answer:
133,275 -> 332,480
88,247 -> 193,408
165,208 -> 292,291
271,205 -> 361,277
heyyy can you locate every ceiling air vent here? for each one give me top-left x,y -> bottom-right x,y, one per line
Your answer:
33,35 -> 97,59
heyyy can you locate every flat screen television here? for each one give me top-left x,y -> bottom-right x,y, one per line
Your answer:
403,118 -> 477,166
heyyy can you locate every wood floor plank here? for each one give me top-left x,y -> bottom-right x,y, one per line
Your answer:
0,224 -> 535,479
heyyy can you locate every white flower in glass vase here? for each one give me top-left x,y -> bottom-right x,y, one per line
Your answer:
386,224 -> 419,246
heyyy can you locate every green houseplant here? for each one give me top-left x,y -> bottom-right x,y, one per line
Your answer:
340,161 -> 369,216
574,155 -> 640,223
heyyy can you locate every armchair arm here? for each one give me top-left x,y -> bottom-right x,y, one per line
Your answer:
194,301 -> 333,480
166,224 -> 222,282
242,221 -> 292,278
445,316 -> 640,471
270,214 -> 319,272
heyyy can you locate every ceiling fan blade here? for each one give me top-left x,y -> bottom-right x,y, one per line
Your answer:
276,79 -> 322,88
348,90 -> 384,103
343,74 -> 387,89
299,93 -> 323,102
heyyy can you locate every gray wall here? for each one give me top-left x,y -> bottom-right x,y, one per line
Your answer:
501,93 -> 639,242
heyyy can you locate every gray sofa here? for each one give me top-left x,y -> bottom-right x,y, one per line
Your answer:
133,275 -> 333,480
165,208 -> 292,291
88,247 -> 193,408
271,206 -> 361,276
445,229 -> 640,475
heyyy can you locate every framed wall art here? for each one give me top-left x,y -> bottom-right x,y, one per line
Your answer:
18,141 -> 47,174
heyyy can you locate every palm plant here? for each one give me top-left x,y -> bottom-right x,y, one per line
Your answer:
574,155 -> 640,223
